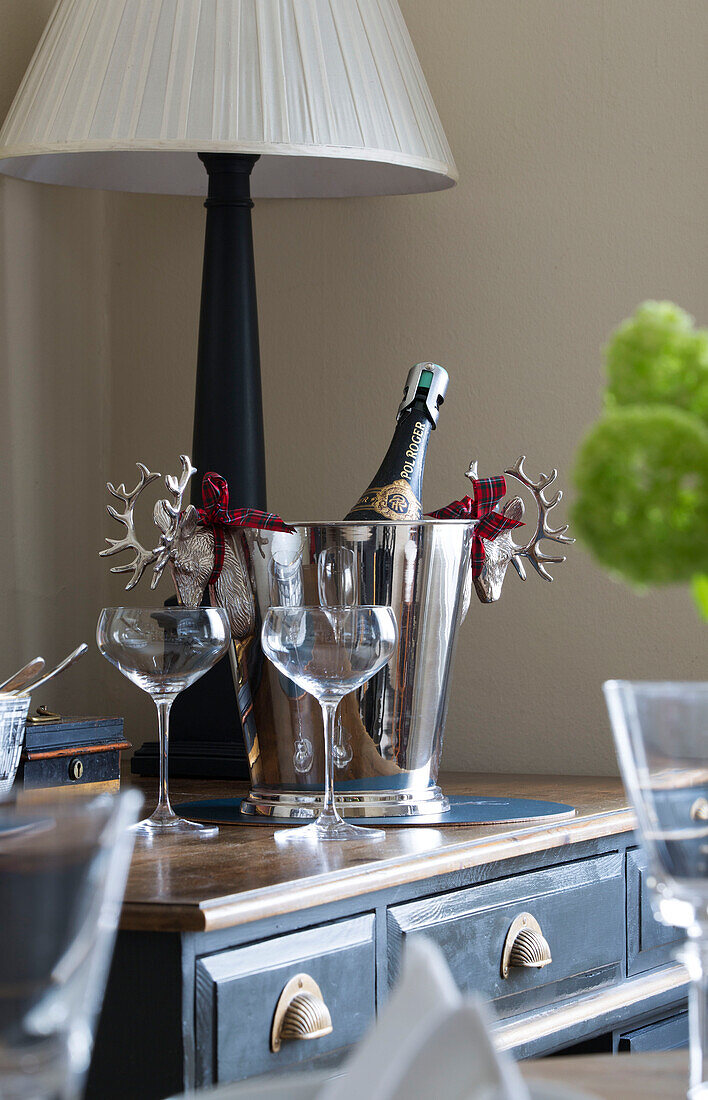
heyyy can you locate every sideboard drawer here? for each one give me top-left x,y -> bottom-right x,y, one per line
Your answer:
618,1011 -> 688,1052
388,853 -> 624,1019
627,848 -> 683,976
195,915 -> 375,1085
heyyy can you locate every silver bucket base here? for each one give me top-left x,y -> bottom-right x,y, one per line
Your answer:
240,785 -> 450,819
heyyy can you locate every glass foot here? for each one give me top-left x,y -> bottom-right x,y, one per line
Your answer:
276,814 -> 385,844
133,813 -> 218,838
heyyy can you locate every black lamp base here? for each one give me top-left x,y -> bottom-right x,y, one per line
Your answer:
131,152 -> 263,782
130,741 -> 248,779
130,655 -> 249,779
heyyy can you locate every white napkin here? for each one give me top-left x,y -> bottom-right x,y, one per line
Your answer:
319,938 -> 530,1100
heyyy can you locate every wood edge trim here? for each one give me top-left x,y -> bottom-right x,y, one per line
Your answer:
24,741 -> 132,760
494,964 -> 688,1050
188,811 -> 637,932
16,779 -> 121,803
119,903 -> 207,933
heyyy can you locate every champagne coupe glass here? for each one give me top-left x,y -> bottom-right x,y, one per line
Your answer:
317,545 -> 358,608
269,542 -> 313,773
604,681 -> 708,1098
318,546 -> 358,767
97,607 -> 230,837
261,606 -> 398,843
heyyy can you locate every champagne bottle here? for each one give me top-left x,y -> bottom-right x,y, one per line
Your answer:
344,363 -> 448,521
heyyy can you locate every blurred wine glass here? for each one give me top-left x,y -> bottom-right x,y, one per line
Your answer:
97,607 -> 229,837
262,606 -> 398,843
604,681 -> 708,1098
0,791 -> 141,1099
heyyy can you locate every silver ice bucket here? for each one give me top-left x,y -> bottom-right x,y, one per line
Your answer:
235,520 -> 474,818
101,453 -> 569,817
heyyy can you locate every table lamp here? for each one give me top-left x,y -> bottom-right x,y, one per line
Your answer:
0,0 -> 457,776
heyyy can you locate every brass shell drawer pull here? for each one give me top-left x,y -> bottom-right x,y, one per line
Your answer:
271,973 -> 333,1053
690,797 -> 708,822
501,912 -> 552,979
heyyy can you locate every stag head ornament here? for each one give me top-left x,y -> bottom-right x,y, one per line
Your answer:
471,456 -> 574,604
100,452 -> 571,630
100,455 -> 254,643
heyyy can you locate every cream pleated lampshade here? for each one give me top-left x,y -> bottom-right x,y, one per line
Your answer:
0,0 -> 457,197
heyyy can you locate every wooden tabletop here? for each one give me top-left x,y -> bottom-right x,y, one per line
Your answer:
121,772 -> 633,933
522,1050 -> 687,1098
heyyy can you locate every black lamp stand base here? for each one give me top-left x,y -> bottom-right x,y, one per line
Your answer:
132,152 -> 263,781
130,655 -> 249,779
130,742 -> 248,780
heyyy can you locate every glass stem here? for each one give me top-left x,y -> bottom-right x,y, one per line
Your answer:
319,700 -> 343,826
686,937 -> 708,1099
154,697 -> 175,820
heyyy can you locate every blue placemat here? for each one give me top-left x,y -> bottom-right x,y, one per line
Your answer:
174,794 -> 575,827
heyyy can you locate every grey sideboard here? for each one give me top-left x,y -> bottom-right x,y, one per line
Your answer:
87,773 -> 688,1099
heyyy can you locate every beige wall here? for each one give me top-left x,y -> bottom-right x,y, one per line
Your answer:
1,1 -> 706,774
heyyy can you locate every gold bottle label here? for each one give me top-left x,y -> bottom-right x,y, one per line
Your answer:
348,479 -> 422,520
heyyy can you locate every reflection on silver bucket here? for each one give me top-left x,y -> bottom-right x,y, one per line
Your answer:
237,520 -> 473,817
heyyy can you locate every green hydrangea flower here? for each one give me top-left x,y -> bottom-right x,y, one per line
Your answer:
572,405 -> 708,586
605,301 -> 708,424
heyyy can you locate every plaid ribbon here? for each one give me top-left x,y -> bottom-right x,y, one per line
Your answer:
197,473 -> 292,586
427,476 -> 523,578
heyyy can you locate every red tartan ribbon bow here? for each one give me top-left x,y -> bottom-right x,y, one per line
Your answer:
427,475 -> 523,578
197,473 -> 292,586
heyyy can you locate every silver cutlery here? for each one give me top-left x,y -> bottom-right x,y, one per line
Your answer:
0,657 -> 45,695
12,644 -> 89,696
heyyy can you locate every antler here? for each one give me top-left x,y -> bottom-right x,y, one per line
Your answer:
151,455 -> 197,588
100,463 -> 162,589
505,455 -> 575,581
